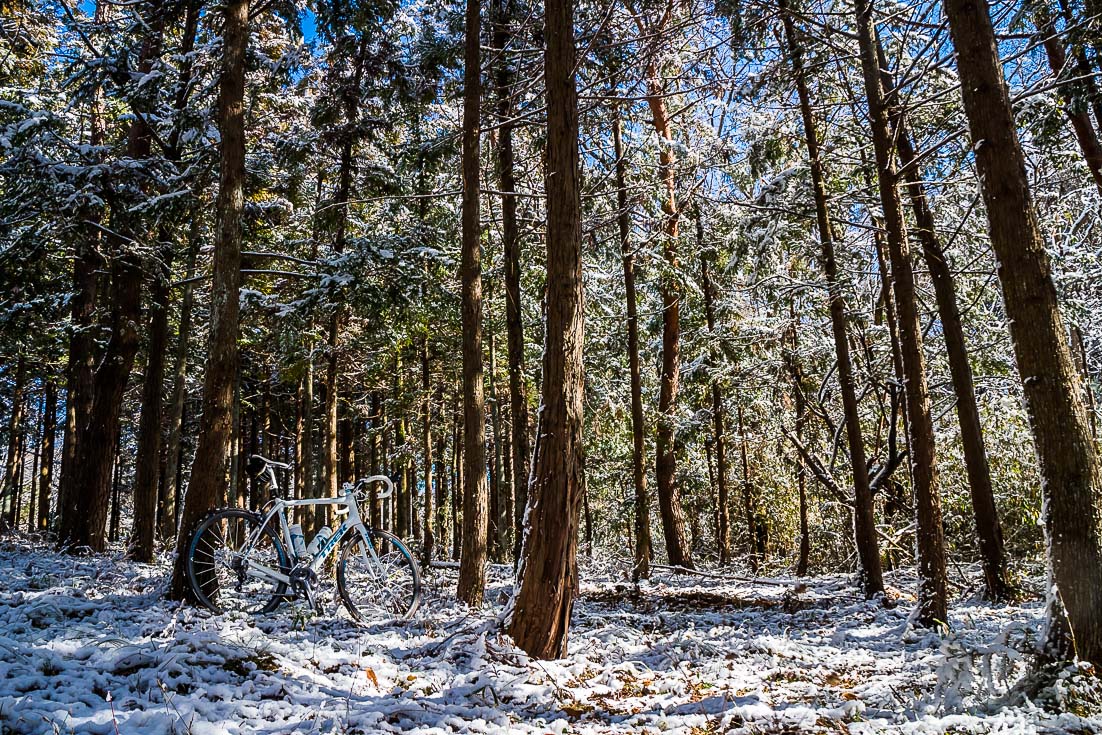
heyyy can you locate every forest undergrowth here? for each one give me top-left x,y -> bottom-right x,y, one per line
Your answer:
1,537 -> 1099,735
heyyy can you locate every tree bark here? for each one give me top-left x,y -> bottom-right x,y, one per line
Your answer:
2,358 -> 25,525
509,0 -> 584,656
457,0 -> 489,607
37,379 -> 56,533
780,0 -> 884,597
490,0 -> 531,565
613,115 -> 651,581
169,0 -> 250,599
1035,7 -> 1102,191
855,0 -> 948,625
422,333 -> 435,563
943,0 -> 1102,666
872,39 -> 1013,601
640,55 -> 693,570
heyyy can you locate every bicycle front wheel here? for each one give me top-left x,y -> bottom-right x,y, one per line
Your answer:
186,508 -> 290,615
337,528 -> 422,623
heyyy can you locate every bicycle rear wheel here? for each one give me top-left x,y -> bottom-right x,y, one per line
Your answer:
186,508 -> 290,615
337,528 -> 421,623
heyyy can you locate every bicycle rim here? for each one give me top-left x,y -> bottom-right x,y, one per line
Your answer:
337,529 -> 422,623
186,509 -> 289,615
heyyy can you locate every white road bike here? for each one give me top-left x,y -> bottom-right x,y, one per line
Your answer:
184,454 -> 421,622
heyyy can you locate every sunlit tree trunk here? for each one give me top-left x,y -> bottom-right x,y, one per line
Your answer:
780,0 -> 884,597
457,0 -> 489,607
943,0 -> 1102,665
509,0 -> 584,656
613,114 -> 651,581
855,0 -> 947,625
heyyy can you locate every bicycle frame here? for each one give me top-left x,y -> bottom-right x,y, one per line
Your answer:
236,475 -> 395,590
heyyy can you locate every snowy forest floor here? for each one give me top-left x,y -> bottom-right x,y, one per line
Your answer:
1,537 -> 1100,734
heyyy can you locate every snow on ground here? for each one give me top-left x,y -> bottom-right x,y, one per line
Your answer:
0,537 -> 1098,734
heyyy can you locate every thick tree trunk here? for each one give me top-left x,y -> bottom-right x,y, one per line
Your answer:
169,0 -> 250,599
943,0 -> 1102,666
457,0 -> 489,607
780,0 -> 884,597
613,114 -> 652,582
855,0 -> 948,625
508,0 -> 584,656
57,2 -> 106,542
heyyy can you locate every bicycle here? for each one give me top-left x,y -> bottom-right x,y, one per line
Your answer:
184,454 -> 422,623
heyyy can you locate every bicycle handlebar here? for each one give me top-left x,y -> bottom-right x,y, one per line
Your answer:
348,475 -> 395,501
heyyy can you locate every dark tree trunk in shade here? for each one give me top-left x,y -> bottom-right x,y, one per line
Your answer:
457,0 -> 489,607
508,0 -> 584,657
37,380 -> 56,533
780,0 -> 884,598
855,0 -> 948,625
2,358 -> 25,525
452,400 -> 463,560
57,1 -> 107,542
422,335 -> 435,564
61,5 -> 166,552
169,0 -> 250,600
161,229 -> 199,539
613,114 -> 651,582
490,0 -> 531,564
943,0 -> 1102,665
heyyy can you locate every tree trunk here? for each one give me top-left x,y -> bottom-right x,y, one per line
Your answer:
490,0 -> 531,565
1035,8 -> 1102,190
2,358 -> 26,526
786,321 -> 811,576
422,334 -> 435,563
736,404 -> 759,571
780,0 -> 884,597
160,229 -> 199,540
855,0 -> 948,625
943,0 -> 1102,665
169,0 -> 250,599
509,0 -> 584,656
640,57 -> 694,570
130,249 -> 172,561
452,399 -> 463,560
37,380 -> 56,533
697,206 -> 730,565
871,40 -> 1013,601
613,114 -> 652,582
457,0 -> 490,608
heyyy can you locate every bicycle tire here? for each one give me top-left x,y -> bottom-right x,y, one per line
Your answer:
336,528 -> 422,623
186,508 -> 290,615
